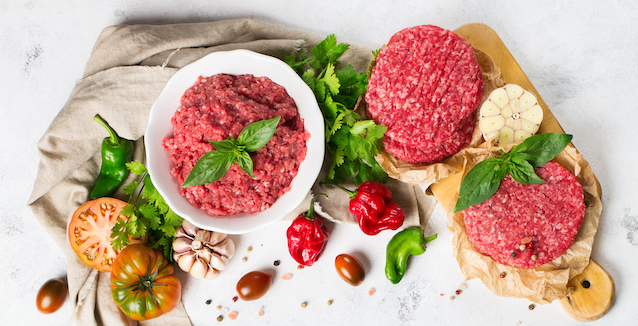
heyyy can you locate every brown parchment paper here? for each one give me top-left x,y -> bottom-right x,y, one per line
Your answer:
444,141 -> 603,304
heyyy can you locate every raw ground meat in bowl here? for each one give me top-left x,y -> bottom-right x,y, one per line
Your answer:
145,50 -> 324,234
163,74 -> 309,217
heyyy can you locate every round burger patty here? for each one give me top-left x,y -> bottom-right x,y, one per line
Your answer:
365,25 -> 484,164
462,161 -> 586,269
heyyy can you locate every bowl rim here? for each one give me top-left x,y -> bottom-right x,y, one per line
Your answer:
144,49 -> 324,234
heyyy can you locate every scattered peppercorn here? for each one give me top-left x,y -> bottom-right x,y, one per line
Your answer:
232,296 -> 238,302
327,300 -> 333,305
511,252 -> 517,257
258,306 -> 264,316
519,244 -> 526,250
228,311 -> 238,320
242,257 -> 248,263
217,315 -> 223,322
206,299 -> 212,305
216,305 -> 222,311
301,302 -> 307,308
274,260 -> 280,266
449,296 -> 455,301
297,265 -> 305,269
455,289 -> 462,295
531,255 -> 538,261
247,246 -> 253,253
528,304 -> 535,310
500,272 -> 507,278
368,288 -> 376,296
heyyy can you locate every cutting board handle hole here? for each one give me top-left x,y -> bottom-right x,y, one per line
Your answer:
581,279 -> 591,289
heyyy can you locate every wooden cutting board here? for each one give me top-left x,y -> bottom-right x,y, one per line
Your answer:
429,23 -> 614,321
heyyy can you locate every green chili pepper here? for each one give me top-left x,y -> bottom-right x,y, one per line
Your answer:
89,114 -> 135,200
385,227 -> 437,284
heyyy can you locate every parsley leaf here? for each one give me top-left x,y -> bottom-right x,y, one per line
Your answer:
287,34 -> 388,185
110,161 -> 184,261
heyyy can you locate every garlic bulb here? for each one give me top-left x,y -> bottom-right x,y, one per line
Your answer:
479,84 -> 543,145
173,220 -> 235,280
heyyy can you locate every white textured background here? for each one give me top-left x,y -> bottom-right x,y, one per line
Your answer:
2,1 -> 637,325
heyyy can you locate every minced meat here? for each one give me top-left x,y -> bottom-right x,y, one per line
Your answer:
162,74 -> 309,216
365,25 -> 483,164
462,161 -> 586,269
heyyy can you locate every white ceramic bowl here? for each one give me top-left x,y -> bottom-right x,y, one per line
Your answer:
145,50 -> 324,234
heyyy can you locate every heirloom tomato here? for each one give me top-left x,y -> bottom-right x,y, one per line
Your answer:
110,244 -> 181,321
68,197 -> 147,272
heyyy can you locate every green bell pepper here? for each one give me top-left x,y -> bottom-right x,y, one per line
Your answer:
89,114 -> 134,200
385,227 -> 437,284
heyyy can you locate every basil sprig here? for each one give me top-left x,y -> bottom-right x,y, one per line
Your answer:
182,116 -> 281,187
453,133 -> 573,213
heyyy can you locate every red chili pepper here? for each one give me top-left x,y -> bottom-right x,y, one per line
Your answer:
337,182 -> 404,236
286,194 -> 329,266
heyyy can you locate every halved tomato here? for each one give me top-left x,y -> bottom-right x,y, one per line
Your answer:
67,197 -> 147,272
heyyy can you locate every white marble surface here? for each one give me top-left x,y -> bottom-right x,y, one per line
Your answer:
2,1 -> 637,325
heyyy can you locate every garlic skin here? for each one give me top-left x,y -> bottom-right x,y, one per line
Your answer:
172,220 -> 235,280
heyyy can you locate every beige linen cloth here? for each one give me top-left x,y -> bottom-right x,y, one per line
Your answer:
28,19 -> 436,326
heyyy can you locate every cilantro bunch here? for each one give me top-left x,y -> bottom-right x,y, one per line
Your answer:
286,35 -> 388,185
111,161 -> 184,261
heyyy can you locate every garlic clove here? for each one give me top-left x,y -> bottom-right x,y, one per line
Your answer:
505,84 -> 524,100
190,258 -> 208,279
518,92 -> 537,111
207,231 -> 227,246
175,226 -> 188,238
181,220 -> 198,236
488,88 -> 509,109
215,238 -> 236,258
209,253 -> 230,271
194,229 -> 209,244
173,237 -> 193,253
177,251 -> 196,273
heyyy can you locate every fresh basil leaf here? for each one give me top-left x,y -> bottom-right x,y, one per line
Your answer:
454,158 -> 509,213
209,138 -> 237,152
509,133 -> 572,167
237,150 -> 254,177
237,116 -> 281,152
182,150 -> 234,187
509,160 -> 546,185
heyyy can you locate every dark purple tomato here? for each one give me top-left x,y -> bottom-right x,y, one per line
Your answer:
335,254 -> 365,286
36,278 -> 68,314
236,271 -> 272,301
